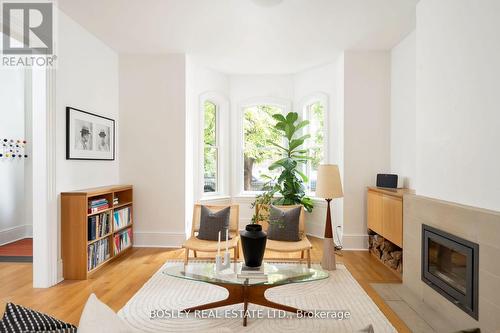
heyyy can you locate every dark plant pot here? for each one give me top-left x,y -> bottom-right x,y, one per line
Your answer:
240,224 -> 267,267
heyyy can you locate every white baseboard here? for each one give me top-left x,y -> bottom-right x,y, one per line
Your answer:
133,231 -> 185,248
305,222 -> 324,238
0,225 -> 32,246
304,231 -> 368,251
25,225 -> 33,238
341,233 -> 369,250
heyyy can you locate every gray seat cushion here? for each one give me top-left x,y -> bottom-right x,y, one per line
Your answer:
197,206 -> 231,241
268,205 -> 301,241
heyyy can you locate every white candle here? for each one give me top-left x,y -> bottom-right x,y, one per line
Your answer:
225,229 -> 229,253
217,231 -> 221,256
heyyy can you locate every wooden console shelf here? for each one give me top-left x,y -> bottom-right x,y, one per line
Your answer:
61,185 -> 133,280
367,186 -> 413,247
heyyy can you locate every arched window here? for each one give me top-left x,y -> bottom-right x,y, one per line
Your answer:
203,100 -> 218,193
242,104 -> 284,192
302,97 -> 327,194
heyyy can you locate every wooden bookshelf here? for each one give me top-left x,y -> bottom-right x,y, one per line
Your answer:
61,185 -> 134,280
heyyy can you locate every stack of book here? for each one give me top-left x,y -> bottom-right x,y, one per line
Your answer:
237,265 -> 268,281
88,198 -> 109,214
88,213 -> 111,241
113,207 -> 131,230
114,228 -> 132,255
87,238 -> 110,270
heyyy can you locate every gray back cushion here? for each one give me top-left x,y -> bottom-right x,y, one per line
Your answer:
267,205 -> 301,241
197,206 -> 231,241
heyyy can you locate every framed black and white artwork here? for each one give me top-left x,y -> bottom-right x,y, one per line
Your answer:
66,107 -> 115,160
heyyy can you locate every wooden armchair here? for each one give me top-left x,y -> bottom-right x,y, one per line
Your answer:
258,205 -> 312,268
182,204 -> 240,265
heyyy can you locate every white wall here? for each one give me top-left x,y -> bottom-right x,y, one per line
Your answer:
119,54 -> 186,247
343,51 -> 391,249
0,67 -> 30,245
390,31 -> 416,189
416,0 -> 500,212
56,10 -> 119,276
56,11 -> 120,192
293,63 -> 344,239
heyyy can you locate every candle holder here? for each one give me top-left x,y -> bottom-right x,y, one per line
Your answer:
215,250 -> 232,273
215,229 -> 232,273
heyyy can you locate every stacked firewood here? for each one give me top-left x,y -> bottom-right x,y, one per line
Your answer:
368,234 -> 403,273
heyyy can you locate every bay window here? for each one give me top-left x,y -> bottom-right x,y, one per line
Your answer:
203,101 -> 218,193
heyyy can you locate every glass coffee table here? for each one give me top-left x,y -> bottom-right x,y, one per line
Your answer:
163,262 -> 329,326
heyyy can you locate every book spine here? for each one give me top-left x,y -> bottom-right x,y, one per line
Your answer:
88,204 -> 109,214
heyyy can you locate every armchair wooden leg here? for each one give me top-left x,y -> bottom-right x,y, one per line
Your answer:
307,249 -> 311,268
300,250 -> 304,259
184,248 -> 189,265
233,247 -> 238,263
193,250 -> 197,258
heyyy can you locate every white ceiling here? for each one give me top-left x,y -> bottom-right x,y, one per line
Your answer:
57,0 -> 417,74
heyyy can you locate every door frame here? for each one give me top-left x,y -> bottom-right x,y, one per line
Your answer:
31,67 -> 58,288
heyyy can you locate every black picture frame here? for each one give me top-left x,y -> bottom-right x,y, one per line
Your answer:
66,107 -> 115,160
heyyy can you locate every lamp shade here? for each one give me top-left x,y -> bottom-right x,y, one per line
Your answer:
315,164 -> 343,199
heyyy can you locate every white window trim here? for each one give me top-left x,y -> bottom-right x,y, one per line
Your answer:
233,96 -> 292,196
299,92 -> 329,197
199,91 -> 229,200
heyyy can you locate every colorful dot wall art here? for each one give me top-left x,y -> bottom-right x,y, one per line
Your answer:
1,138 -> 28,159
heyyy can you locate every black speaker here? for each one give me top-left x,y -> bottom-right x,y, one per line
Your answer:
376,174 -> 398,189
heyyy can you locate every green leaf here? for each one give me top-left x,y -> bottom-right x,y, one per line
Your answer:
267,140 -> 287,152
295,169 -> 309,182
292,149 -> 308,154
284,123 -> 293,140
294,120 -> 310,132
290,155 -> 312,160
275,122 -> 286,132
289,134 -> 310,151
286,112 -> 298,123
268,158 -> 289,170
272,114 -> 286,122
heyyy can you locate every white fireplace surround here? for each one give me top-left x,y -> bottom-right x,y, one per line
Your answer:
403,194 -> 500,332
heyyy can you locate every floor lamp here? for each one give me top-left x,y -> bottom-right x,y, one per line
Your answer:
315,164 -> 343,271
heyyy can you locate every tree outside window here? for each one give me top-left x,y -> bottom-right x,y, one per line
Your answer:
203,101 -> 218,193
305,102 -> 324,192
243,105 -> 282,191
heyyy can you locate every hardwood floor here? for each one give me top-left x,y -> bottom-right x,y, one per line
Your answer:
0,237 -> 410,332
0,238 -> 33,257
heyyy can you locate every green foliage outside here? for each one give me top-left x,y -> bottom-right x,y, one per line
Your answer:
243,105 -> 282,190
203,101 -> 217,192
309,102 -> 324,171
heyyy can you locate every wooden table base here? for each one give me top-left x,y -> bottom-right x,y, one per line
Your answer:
182,280 -> 308,326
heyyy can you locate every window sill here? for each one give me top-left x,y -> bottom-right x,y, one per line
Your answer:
232,194 -> 330,204
200,195 -> 231,202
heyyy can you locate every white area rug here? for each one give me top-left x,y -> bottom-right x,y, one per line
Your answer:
118,261 -> 396,333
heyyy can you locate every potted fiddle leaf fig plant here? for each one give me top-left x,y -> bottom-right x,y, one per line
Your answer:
242,111 -> 313,268
267,111 -> 314,212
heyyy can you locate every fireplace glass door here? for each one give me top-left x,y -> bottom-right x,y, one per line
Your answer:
422,225 -> 478,320
428,238 -> 467,293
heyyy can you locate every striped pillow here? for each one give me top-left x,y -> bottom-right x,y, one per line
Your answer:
0,302 -> 77,333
